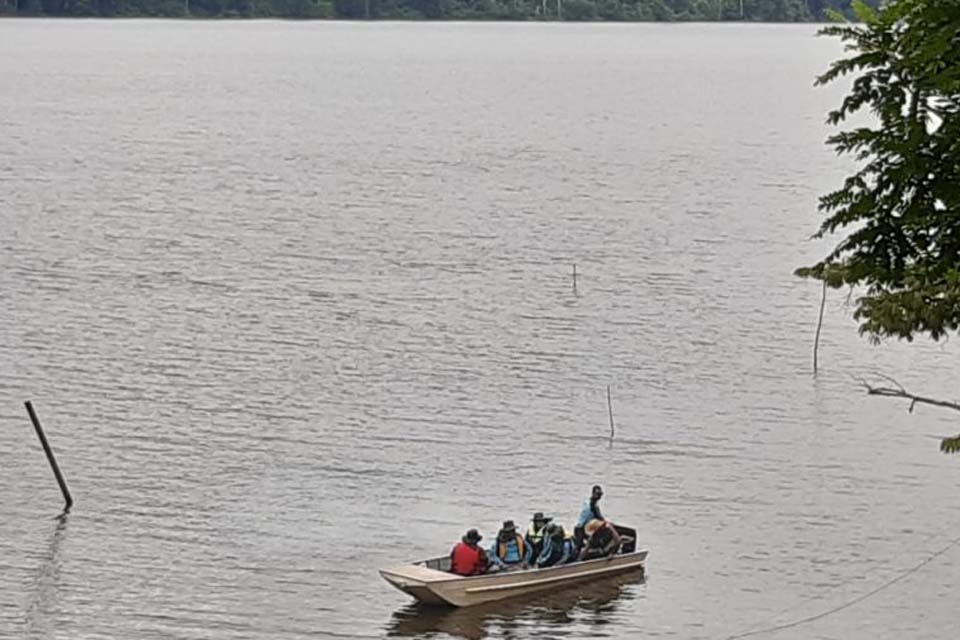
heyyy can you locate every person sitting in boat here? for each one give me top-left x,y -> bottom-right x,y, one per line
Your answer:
535,524 -> 578,568
574,484 -> 605,547
450,529 -> 490,576
579,519 -> 622,561
525,512 -> 552,561
488,520 -> 529,570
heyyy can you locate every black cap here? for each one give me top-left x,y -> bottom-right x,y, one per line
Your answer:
532,512 -> 552,523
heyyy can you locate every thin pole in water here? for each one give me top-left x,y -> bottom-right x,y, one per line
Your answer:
606,385 -> 615,442
572,263 -> 578,295
24,401 -> 73,511
813,280 -> 826,375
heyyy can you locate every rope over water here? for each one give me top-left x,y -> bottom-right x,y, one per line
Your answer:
724,532 -> 960,640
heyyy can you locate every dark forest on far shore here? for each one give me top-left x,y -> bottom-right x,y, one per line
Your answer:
1,0 -> 876,23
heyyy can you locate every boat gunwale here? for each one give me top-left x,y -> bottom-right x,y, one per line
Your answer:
382,548 -> 648,586
463,554 -> 646,593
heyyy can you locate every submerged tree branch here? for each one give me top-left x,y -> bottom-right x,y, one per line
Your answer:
856,375 -> 960,453
857,377 -> 960,413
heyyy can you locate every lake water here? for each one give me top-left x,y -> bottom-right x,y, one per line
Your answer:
1,19 -> 958,640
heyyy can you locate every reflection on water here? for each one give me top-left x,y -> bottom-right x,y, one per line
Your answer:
24,513 -> 69,640
386,571 -> 645,640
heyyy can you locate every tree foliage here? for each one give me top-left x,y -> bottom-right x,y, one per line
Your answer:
0,0 -> 875,20
797,0 -> 960,340
797,0 -> 960,342
799,1 -> 960,453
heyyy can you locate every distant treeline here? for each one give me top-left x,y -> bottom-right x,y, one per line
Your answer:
0,0 -> 878,22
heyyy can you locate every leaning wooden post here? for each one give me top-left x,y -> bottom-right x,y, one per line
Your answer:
24,401 -> 73,511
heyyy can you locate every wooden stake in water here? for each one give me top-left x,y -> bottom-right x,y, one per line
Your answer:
813,280 -> 826,375
572,263 -> 578,295
606,385 -> 615,441
24,401 -> 73,511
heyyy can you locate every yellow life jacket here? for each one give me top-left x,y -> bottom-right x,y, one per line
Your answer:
527,524 -> 545,543
497,534 -> 526,561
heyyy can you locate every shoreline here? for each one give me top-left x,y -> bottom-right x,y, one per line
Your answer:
0,16 -> 833,24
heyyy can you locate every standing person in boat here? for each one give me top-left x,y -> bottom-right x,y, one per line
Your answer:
450,529 -> 490,576
535,524 -> 578,568
574,485 -> 605,547
488,520 -> 529,570
525,512 -> 552,562
579,519 -> 622,561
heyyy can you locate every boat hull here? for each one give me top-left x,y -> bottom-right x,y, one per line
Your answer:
380,549 -> 647,607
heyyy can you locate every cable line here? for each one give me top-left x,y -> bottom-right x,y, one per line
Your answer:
725,532 -> 960,640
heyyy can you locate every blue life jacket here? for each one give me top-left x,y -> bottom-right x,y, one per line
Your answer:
576,499 -> 604,528
537,536 -> 577,567
491,535 -> 525,564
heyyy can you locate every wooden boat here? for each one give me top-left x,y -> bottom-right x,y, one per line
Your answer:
380,525 -> 647,607
386,571 -> 645,637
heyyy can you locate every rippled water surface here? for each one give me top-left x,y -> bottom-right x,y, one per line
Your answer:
2,19 -> 959,640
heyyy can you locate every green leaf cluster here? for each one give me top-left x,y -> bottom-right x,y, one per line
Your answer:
797,0 -> 960,342
941,434 -> 960,453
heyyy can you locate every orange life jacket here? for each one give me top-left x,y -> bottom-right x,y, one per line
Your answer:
496,534 -> 526,562
450,542 -> 486,576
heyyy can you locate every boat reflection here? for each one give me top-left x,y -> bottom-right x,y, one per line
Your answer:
386,570 -> 645,640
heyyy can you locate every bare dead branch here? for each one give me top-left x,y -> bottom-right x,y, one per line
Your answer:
860,377 -> 960,413
843,374 -> 960,453
857,375 -> 960,453
871,372 -> 907,394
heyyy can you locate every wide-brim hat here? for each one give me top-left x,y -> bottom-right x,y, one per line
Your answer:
464,528 -> 482,543
501,520 -> 517,533
531,512 -> 552,523
585,519 -> 604,536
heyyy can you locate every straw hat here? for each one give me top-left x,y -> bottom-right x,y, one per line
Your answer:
585,519 -> 605,536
